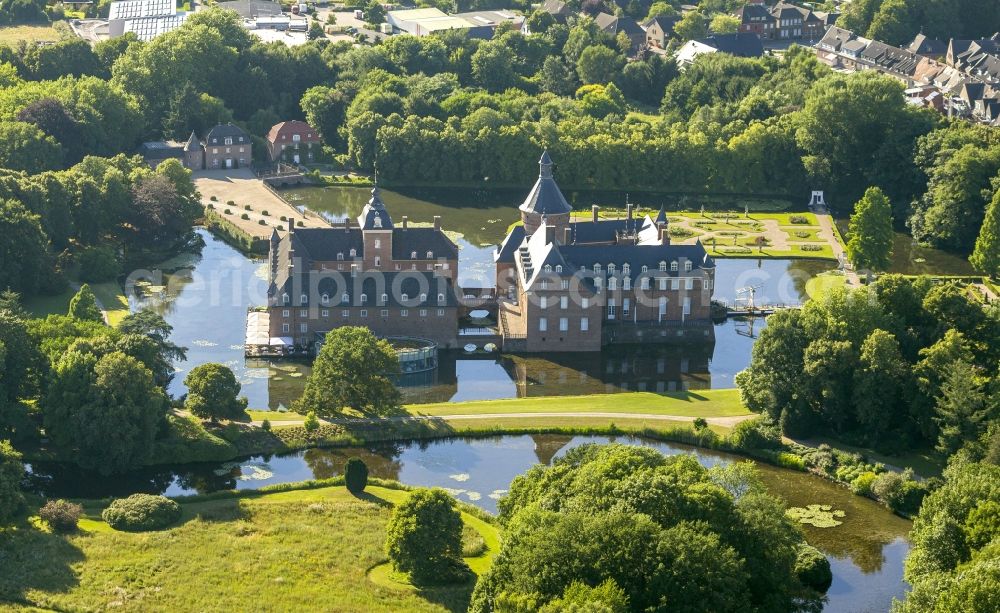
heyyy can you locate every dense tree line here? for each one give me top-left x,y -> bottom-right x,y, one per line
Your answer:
471,444 -> 828,612
736,275 -> 1000,452
839,0 -> 1000,47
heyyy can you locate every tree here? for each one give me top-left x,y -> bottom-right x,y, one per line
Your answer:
68,284 -> 103,323
538,56 -> 577,96
385,488 -> 467,584
43,350 -> 168,474
710,14 -> 741,34
933,360 -> 989,455
0,439 -> 24,525
161,83 -> 234,142
525,9 -> 555,34
344,457 -> 369,494
674,11 -> 707,41
295,327 -> 401,416
15,98 -> 84,164
129,174 -> 198,247
363,0 -> 385,26
471,41 -> 519,92
847,186 -> 894,273
646,2 -> 678,20
0,198 -> 49,295
970,187 -> 1000,277
117,309 -> 186,367
184,363 -> 248,422
576,44 -> 626,85
0,121 -> 63,173
852,329 -> 907,444
308,20 -> 325,40
301,85 -> 350,150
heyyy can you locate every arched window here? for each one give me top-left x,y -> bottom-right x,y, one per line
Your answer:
337,252 -> 344,261
380,293 -> 388,304
300,294 -> 308,304
426,251 -> 433,258
373,216 -> 382,228
544,264 -> 552,273
321,294 -> 329,304
420,293 -> 427,301
658,261 -> 666,272
437,293 -> 445,303
670,261 -> 678,272
349,248 -> 357,257
641,265 -> 648,273
341,293 -> 349,303
282,293 -> 289,304
411,251 -> 417,259
555,265 -> 562,273
360,294 -> 368,304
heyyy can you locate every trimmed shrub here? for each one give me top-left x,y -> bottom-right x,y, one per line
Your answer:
206,203 -> 214,209
39,499 -> 83,532
297,221 -> 304,227
794,544 -> 832,592
210,195 -> 218,202
261,210 -> 269,216
243,204 -> 251,211
240,213 -> 250,220
226,200 -> 235,206
280,215 -> 288,221
224,209 -> 232,215
790,215 -> 809,224
102,494 -> 181,531
800,244 -> 823,252
345,457 -> 368,494
385,488 -> 469,584
258,219 -> 267,225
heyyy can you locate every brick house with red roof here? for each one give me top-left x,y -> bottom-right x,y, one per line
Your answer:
266,120 -> 322,164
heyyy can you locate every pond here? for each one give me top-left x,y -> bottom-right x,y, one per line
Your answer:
130,230 -> 815,407
26,434 -> 911,613
833,219 -> 976,276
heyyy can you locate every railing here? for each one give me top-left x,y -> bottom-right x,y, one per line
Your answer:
459,327 -> 500,336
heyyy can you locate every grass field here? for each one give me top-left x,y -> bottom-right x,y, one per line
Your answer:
1,483 -> 498,612
804,271 -> 848,300
246,389 -> 751,423
0,24 -> 60,44
23,282 -> 130,326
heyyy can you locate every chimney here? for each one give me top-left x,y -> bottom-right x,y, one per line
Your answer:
343,218 -> 350,232
433,215 -> 441,230
660,226 -> 670,245
563,226 -> 572,245
288,217 -> 294,234
401,215 -> 408,230
592,205 -> 599,223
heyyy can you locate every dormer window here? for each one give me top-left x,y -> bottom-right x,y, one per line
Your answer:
544,264 -> 552,273
282,293 -> 289,304
401,293 -> 409,301
437,293 -> 445,304
420,293 -> 427,301
671,261 -> 678,272
321,294 -> 329,304
411,251 -> 417,259
426,251 -> 433,258
555,265 -> 562,273
374,216 -> 382,228
349,248 -> 357,257
341,293 -> 349,302
641,265 -> 648,273
594,263 -> 602,273
360,294 -> 368,304
337,252 -> 344,261
300,294 -> 308,304
685,261 -> 692,271
659,261 -> 667,272
380,293 -> 388,305
608,263 -> 616,273
622,264 -> 630,275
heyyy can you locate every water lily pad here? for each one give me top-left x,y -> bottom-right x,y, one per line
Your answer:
786,504 -> 845,528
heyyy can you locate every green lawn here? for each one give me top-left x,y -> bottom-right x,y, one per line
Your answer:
247,389 -> 750,423
0,24 -> 60,44
804,271 -> 848,300
1,483 -> 499,612
23,282 -> 129,326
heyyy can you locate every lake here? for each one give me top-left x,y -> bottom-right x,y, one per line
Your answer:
26,434 -> 911,613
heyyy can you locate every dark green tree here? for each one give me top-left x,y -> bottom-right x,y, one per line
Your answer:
68,284 -> 103,323
184,363 -> 247,422
0,439 -> 24,525
385,488 -> 467,583
294,327 -> 400,416
970,187 -> 1000,277
344,457 -> 369,494
847,186 -> 894,273
0,199 -> 49,296
933,360 -> 989,456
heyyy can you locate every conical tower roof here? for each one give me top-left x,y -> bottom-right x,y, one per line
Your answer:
519,150 -> 572,216
184,131 -> 201,151
357,185 -> 393,229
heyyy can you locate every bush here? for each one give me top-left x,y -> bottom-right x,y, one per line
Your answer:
345,457 -> 369,494
776,452 -> 806,471
261,210 -> 269,216
728,416 -> 782,451
39,499 -> 83,532
261,419 -> 271,432
297,221 -> 304,227
794,230 -> 810,238
800,244 -> 823,252
210,195 -> 218,202
240,213 -> 250,220
790,215 -> 809,224
258,219 -> 267,225
794,544 -> 832,592
276,225 -> 285,231
78,245 -> 120,283
102,494 -> 181,531
226,200 -> 235,206
224,209 -> 232,215
872,470 -> 926,514
304,411 -> 319,433
206,203 -> 214,209
850,471 -> 878,496
692,417 -> 708,430
385,488 -> 469,584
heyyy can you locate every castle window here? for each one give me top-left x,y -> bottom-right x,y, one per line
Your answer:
438,293 -> 445,304
282,293 -> 289,304
401,293 -> 408,301
342,293 -> 349,303
380,293 -> 388,305
420,293 -> 427,301
641,278 -> 650,290
374,217 -> 382,228
349,248 -> 357,257
360,294 -> 368,304
608,263 -> 615,273
561,280 -> 569,289
360,309 -> 367,317
594,263 -> 601,273
321,294 -> 329,304
544,264 -> 552,273
608,278 -> 618,290
337,252 -> 344,260
426,251 -> 433,258
380,309 -> 388,317
300,294 -> 307,304
622,264 -> 630,275
374,239 -> 381,248
623,277 -> 631,290
659,261 -> 666,271
555,265 -> 562,273
641,265 -> 648,273
671,261 -> 678,271
685,261 -> 692,272
411,251 -> 417,259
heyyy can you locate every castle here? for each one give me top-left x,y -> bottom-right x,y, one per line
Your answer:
258,151 -> 715,354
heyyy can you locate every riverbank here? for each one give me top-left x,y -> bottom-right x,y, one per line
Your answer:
2,479 -> 498,612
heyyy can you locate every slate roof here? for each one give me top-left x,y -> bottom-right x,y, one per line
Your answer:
274,270 -> 458,308
357,187 -> 394,230
392,227 -> 459,260
697,33 -> 764,57
907,33 -> 947,57
184,131 -> 201,152
734,3 -> 773,25
644,15 -> 680,33
817,25 -> 854,52
205,123 -> 250,146
593,12 -> 644,38
519,151 -> 573,216
559,243 -> 713,274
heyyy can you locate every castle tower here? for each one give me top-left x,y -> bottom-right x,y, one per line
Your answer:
519,151 -> 572,237
358,184 -> 393,270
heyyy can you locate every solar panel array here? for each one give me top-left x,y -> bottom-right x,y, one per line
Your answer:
123,13 -> 188,41
108,0 -> 175,21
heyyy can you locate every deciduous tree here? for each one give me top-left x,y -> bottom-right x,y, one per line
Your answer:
847,186 -> 894,273
183,363 -> 248,422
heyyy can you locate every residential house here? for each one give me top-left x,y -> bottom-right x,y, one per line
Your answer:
733,1 -> 774,39
906,33 -> 947,58
643,15 -> 679,49
494,152 -> 716,353
769,1 -> 823,40
677,32 -> 764,66
540,0 -> 572,23
594,12 -> 646,54
266,120 -> 321,164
